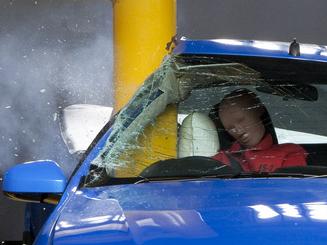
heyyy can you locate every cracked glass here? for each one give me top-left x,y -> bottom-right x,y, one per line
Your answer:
83,54 -> 327,187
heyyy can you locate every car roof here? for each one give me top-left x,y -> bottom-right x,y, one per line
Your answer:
173,38 -> 327,63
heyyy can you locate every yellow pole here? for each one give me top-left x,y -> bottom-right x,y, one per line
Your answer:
113,0 -> 177,176
113,0 -> 176,110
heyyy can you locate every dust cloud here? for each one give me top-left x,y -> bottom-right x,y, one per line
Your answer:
0,0 -> 113,176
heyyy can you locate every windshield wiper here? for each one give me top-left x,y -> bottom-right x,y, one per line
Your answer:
134,172 -> 315,184
232,172 -> 319,179
83,165 -> 327,188
230,166 -> 327,179
82,171 -> 237,187
135,170 -> 327,184
134,173 -> 240,184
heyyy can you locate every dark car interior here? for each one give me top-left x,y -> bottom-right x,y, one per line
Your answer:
176,55 -> 327,174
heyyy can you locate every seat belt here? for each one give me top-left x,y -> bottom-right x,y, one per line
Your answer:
226,152 -> 244,172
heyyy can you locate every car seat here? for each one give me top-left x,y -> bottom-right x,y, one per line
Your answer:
178,112 -> 220,158
301,143 -> 327,166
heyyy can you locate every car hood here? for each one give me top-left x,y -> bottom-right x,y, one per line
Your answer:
53,178 -> 327,245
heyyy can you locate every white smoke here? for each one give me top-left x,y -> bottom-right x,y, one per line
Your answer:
0,0 -> 113,176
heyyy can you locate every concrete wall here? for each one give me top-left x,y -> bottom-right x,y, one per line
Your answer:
0,0 -> 112,240
177,0 -> 327,44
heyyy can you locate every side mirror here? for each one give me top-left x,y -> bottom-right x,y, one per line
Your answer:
59,104 -> 113,155
3,160 -> 67,204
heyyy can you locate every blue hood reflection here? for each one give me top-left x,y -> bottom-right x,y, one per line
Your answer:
53,178 -> 327,245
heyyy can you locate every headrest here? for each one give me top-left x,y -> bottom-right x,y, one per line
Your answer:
178,112 -> 220,158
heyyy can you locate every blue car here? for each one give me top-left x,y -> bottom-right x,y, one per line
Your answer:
4,38 -> 327,244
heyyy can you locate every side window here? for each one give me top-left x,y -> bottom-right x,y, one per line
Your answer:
179,84 -> 327,146
259,85 -> 327,144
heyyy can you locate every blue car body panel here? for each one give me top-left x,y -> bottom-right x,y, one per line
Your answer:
173,38 -> 327,63
53,179 -> 327,245
33,128 -> 113,244
29,39 -> 327,244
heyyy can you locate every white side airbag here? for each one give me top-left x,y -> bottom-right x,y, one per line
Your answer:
178,112 -> 220,158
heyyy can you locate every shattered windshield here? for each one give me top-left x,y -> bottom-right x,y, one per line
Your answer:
83,55 -> 327,187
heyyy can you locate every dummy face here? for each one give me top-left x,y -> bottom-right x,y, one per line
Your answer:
219,94 -> 266,148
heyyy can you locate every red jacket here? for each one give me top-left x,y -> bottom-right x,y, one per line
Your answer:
212,134 -> 307,172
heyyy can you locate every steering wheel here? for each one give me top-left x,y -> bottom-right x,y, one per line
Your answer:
140,156 -> 240,178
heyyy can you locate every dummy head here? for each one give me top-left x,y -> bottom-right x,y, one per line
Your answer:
219,89 -> 266,148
